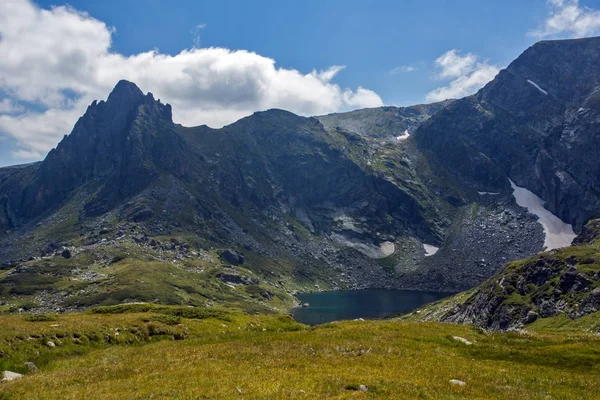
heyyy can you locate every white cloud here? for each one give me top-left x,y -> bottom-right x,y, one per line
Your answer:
0,0 -> 383,161
191,23 -> 207,48
0,99 -> 24,114
530,0 -> 600,38
390,65 -> 416,74
426,50 -> 499,102
433,50 -> 477,79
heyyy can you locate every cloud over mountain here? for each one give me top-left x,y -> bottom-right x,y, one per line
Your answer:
426,50 -> 499,102
0,0 -> 383,160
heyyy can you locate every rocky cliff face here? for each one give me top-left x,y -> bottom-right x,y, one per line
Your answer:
415,37 -> 600,231
427,219 -> 600,331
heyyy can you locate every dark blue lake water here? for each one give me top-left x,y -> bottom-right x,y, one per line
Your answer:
292,289 -> 451,325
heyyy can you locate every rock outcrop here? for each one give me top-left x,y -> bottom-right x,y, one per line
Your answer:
438,219 -> 600,331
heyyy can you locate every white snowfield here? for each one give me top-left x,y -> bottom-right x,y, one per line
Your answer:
527,79 -> 548,95
510,180 -> 576,250
423,244 -> 439,256
396,130 -> 410,141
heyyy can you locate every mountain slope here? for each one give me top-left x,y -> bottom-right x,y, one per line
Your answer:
1,37 -> 600,312
409,219 -> 600,331
317,100 -> 453,139
415,36 -> 600,231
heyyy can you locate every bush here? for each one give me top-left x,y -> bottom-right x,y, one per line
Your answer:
90,303 -> 156,314
141,314 -> 181,326
24,314 -> 58,322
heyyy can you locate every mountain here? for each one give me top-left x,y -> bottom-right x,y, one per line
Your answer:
317,100 -> 454,139
1,37 -> 599,313
414,37 -> 600,231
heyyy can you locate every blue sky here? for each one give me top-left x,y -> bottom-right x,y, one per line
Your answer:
35,0 -> 546,106
1,0 -> 600,166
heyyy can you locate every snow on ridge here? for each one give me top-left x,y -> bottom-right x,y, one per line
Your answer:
527,80 -> 548,95
509,179 -> 576,250
423,244 -> 439,257
478,191 -> 500,196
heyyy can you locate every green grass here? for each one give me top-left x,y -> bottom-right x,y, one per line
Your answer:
0,308 -> 599,399
0,249 -> 297,315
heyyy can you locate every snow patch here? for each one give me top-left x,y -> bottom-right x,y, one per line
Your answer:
396,130 -> 410,141
330,233 -> 395,259
478,191 -> 500,196
423,244 -> 439,257
527,80 -> 548,95
510,180 -> 576,250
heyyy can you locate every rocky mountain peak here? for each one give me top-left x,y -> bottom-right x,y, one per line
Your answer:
106,79 -> 145,106
10,80 -> 185,220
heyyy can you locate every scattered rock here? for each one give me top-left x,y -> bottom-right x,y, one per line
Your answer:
24,362 -> 39,373
359,385 -> 368,392
216,272 -> 257,285
46,341 -> 56,348
2,371 -> 24,382
61,249 -> 71,259
449,379 -> 466,387
452,336 -> 472,345
523,310 -> 538,324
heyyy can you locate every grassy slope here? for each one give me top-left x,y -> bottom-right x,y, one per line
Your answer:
0,307 -> 599,399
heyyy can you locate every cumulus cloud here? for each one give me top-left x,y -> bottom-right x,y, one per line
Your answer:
426,50 -> 499,102
390,65 -> 416,74
530,0 -> 600,38
0,0 -> 383,161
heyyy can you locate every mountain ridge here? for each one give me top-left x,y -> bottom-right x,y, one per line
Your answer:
1,36 -> 599,313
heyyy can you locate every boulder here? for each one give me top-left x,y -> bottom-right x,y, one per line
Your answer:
2,371 -> 24,382
24,362 -> 39,373
216,272 -> 257,286
220,249 -> 244,266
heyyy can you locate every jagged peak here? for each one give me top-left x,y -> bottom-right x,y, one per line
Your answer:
106,80 -> 145,106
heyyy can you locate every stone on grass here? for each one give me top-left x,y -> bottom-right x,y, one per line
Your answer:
359,385 -> 368,391
24,362 -> 38,373
452,336 -> 472,345
2,371 -> 24,382
449,379 -> 466,387
46,341 -> 56,348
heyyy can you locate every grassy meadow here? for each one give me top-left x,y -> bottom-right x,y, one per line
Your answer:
0,305 -> 599,399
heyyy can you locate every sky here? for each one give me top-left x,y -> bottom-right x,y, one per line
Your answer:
1,0 -> 600,166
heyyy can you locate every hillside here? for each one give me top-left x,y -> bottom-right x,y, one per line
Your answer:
406,219 -> 600,332
0,306 -> 599,399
